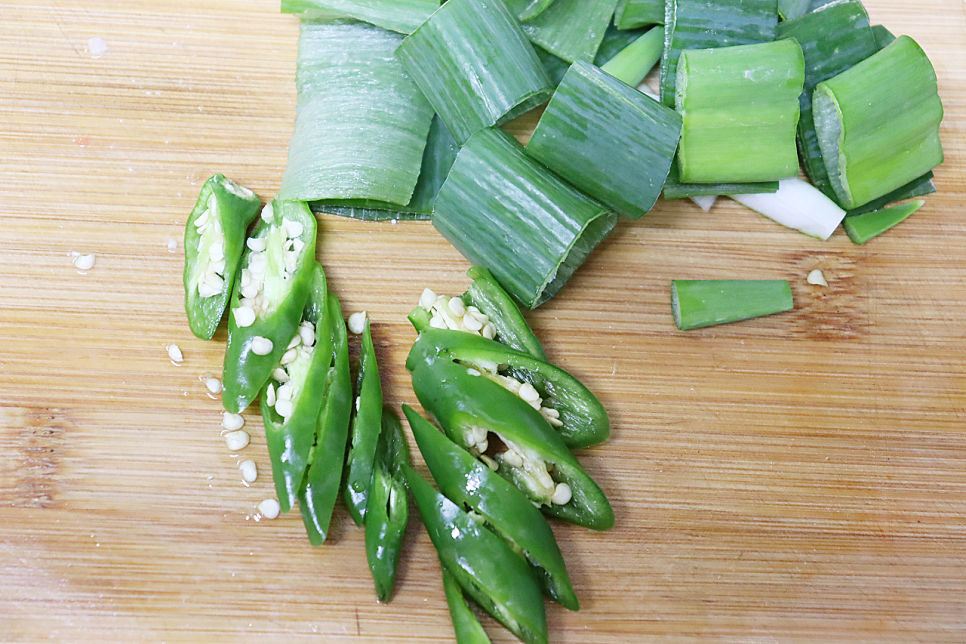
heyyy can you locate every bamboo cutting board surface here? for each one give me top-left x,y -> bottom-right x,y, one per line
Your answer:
1,1 -> 965,642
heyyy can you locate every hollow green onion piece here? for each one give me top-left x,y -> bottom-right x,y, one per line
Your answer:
395,0 -> 552,146
433,127 -> 617,309
777,0 -> 809,20
279,21 -> 434,206
310,115 -> 458,222
505,0 -> 558,22
675,40 -> 804,184
843,200 -> 925,245
521,0 -> 619,64
871,24 -> 897,50
813,35 -> 944,210
660,0 -> 779,107
614,0 -> 665,29
846,172 -> 935,217
671,280 -> 793,331
776,1 -> 878,201
594,24 -> 649,67
279,0 -> 440,34
599,26 -> 664,87
442,567 -> 493,644
526,60 -> 681,220
728,178 -> 846,240
662,163 -> 778,200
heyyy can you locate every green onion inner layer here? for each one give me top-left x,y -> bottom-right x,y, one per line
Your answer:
843,200 -> 925,245
671,280 -> 794,331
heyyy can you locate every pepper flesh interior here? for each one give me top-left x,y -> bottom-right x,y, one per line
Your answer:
192,194 -> 227,299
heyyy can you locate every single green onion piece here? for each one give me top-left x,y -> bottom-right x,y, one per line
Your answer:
614,0 -> 665,29
505,0 -> 559,22
871,24 -> 897,50
280,0 -> 440,34
728,178 -> 846,240
395,0 -> 552,146
777,0 -> 809,20
660,0 -> 779,107
675,40 -> 804,184
310,115 -> 458,222
662,163 -> 778,200
843,200 -> 925,245
279,21 -> 434,206
846,171 -> 935,217
527,60 -> 682,220
433,127 -> 617,309
813,35 -> 944,210
671,280 -> 794,331
594,24 -> 650,67
521,0 -> 619,64
776,1 -> 878,201
599,26 -> 664,87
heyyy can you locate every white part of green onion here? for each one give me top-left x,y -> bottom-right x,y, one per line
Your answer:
728,178 -> 846,240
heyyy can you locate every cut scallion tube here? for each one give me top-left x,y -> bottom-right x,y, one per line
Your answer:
599,26 -> 664,87
846,171 -> 935,217
813,35 -> 944,210
662,163 -> 778,200
728,178 -> 846,240
594,24 -> 650,68
613,0 -> 665,29
521,0 -> 619,64
843,200 -> 925,245
671,280 -> 793,331
395,0 -> 552,146
433,128 -> 617,309
660,0 -> 779,107
526,60 -> 682,220
280,0 -> 440,34
279,21 -> 434,205
675,39 -> 804,184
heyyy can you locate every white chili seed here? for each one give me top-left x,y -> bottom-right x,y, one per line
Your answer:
466,368 -> 481,377
225,429 -> 250,451
419,288 -> 437,310
74,253 -> 96,271
274,399 -> 294,418
462,314 -> 483,332
258,498 -> 280,519
246,237 -> 267,252
298,323 -> 315,347
239,459 -> 258,483
503,450 -> 524,468
271,367 -> 289,383
280,348 -> 298,365
233,306 -> 256,328
167,344 -> 184,363
347,311 -> 368,335
167,237 -> 178,251
198,282 -> 220,298
429,317 -> 447,330
250,336 -> 273,355
266,383 -> 276,407
551,482 -> 572,505
518,383 -> 540,403
205,377 -> 222,394
276,384 -> 294,401
448,297 -> 466,317
482,323 -> 496,340
286,334 -> 302,350
222,412 -> 245,431
283,218 -> 304,239
807,269 -> 829,287
480,454 -> 499,471
260,203 -> 274,223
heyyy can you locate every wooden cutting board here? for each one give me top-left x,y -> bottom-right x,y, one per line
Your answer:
1,1 -> 964,642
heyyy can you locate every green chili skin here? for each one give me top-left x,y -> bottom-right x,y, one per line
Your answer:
402,464 -> 549,644
441,566 -> 493,644
365,407 -> 410,602
461,266 -> 547,361
298,292 -> 352,546
259,263 -> 330,514
344,318 -> 384,526
183,174 -> 262,340
404,406 -> 579,610
409,329 -> 609,449
222,199 -> 318,413
407,335 -> 614,531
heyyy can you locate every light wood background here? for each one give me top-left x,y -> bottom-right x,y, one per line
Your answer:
1,1 -> 964,642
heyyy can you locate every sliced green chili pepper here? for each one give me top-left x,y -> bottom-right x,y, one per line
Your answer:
407,333 -> 614,530
258,262 -> 330,514
365,407 -> 410,602
441,566 -> 493,644
402,464 -> 549,644
183,174 -> 262,340
222,199 -> 318,413
344,317 -> 384,526
410,328 -> 609,449
404,405 -> 579,610
298,292 -> 352,546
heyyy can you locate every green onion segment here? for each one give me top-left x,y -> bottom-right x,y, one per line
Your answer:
395,0 -> 552,146
671,280 -> 794,331
813,35 -> 944,210
506,0 -> 558,22
675,39 -> 804,184
521,0 -> 620,64
527,60 -> 681,220
279,21 -> 434,206
599,26 -> 664,87
843,200 -> 926,245
728,178 -> 846,240
433,127 -> 617,309
614,0 -> 665,30
846,172 -> 935,217
662,164 -> 778,200
280,0 -> 440,34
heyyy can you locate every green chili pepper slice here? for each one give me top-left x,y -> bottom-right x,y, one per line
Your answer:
462,267 -> 547,361
298,292 -> 352,546
402,464 -> 549,644
407,338 -> 614,531
404,405 -> 579,610
183,174 -> 261,340
343,317 -> 384,526
257,262 -> 329,514
441,566 -> 493,644
365,407 -> 410,602
222,199 -> 318,413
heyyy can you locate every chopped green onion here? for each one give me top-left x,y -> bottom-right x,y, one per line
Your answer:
599,26 -> 664,87
675,39 -> 804,184
521,0 -> 619,64
846,172 -> 935,217
280,0 -> 440,34
505,0 -> 558,21
660,0 -> 779,107
613,0 -> 665,30
594,24 -> 651,67
813,35 -> 944,210
662,163 -> 778,200
728,178 -> 846,240
671,280 -> 794,330
843,200 -> 925,245
395,0 -> 553,145
433,128 -> 617,309
279,21 -> 434,206
526,60 -> 682,220
871,24 -> 897,50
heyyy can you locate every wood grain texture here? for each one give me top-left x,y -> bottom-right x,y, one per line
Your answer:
1,1 -> 965,642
